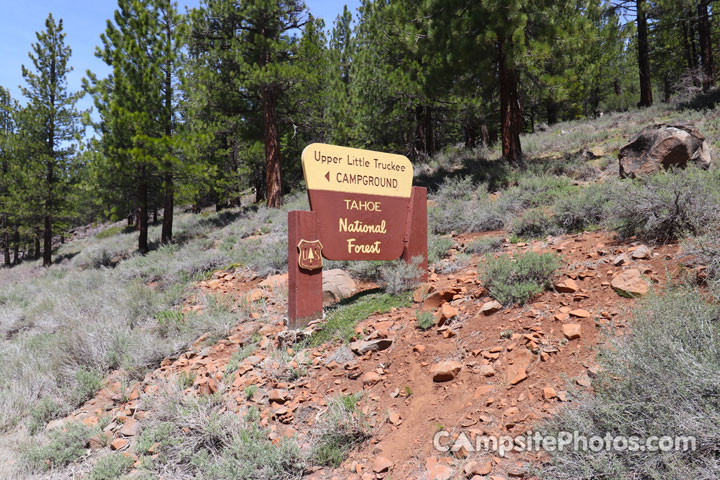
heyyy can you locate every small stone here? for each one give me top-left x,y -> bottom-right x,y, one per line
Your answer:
543,386 -> 557,400
465,460 -> 493,476
119,418 -> 138,437
507,365 -> 528,385
562,324 -> 582,340
430,360 -> 463,382
111,438 -> 129,450
553,312 -> 569,322
554,278 -> 578,293
477,364 -> 496,377
576,374 -> 592,388
611,268 -> 649,297
413,344 -> 426,353
613,253 -> 630,266
372,456 -> 393,473
388,410 -> 402,425
631,245 -> 651,259
569,309 -> 591,318
480,300 -> 503,315
438,303 -> 459,324
361,371 -> 382,386
268,389 -> 289,404
349,338 -> 393,355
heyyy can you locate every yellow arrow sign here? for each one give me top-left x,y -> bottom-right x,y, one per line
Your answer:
301,143 -> 413,198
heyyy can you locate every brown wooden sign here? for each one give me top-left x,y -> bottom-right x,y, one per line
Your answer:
288,143 -> 427,329
301,143 -> 414,261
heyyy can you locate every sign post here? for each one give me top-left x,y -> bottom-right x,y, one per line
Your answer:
288,143 -> 427,329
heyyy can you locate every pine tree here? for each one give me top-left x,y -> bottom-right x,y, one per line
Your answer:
0,86 -> 14,267
89,0 -> 184,252
20,14 -> 83,266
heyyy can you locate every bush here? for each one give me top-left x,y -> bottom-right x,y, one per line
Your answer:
137,383 -> 306,479
378,257 -> 423,295
683,230 -> 720,284
465,235 -> 504,255
311,393 -> 370,467
90,453 -> 135,480
416,311 -> 435,330
510,208 -> 559,239
542,287 -> 720,479
553,181 -> 615,233
22,422 -> 94,472
428,233 -> 454,264
480,251 -> 562,306
607,168 -> 720,243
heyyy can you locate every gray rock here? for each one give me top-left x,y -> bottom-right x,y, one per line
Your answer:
618,124 -> 712,178
349,338 -> 393,355
325,345 -> 355,365
322,269 -> 357,303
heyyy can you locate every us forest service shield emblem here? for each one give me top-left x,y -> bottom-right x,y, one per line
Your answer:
297,239 -> 323,270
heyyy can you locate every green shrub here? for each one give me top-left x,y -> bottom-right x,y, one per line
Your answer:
553,181 -> 615,233
683,230 -> 720,283
137,384 -> 306,479
465,235 -> 504,255
416,311 -> 435,330
27,397 -> 62,435
480,251 -> 562,306
378,257 -> 423,295
311,393 -> 369,467
543,287 -> 720,479
94,225 -> 126,240
510,208 -> 559,239
22,422 -> 94,472
90,453 -> 135,480
70,367 -> 104,406
607,168 -> 720,243
428,233 -> 454,264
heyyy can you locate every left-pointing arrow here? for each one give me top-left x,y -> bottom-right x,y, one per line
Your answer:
324,171 -> 330,182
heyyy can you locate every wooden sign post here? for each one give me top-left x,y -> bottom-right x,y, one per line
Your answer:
288,143 -> 427,329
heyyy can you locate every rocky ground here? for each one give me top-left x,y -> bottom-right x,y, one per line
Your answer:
35,229 -> 683,480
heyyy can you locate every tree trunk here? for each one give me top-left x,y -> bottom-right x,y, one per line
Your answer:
12,228 -> 19,265
546,101 -> 558,125
682,20 -> 694,71
2,219 -> 9,267
161,172 -> 174,243
263,87 -> 283,208
697,0 -> 714,91
636,0 -> 653,107
138,167 -> 149,254
161,11 -> 174,244
43,214 -> 52,267
464,114 -> 477,149
34,233 -> 40,260
498,39 -> 523,167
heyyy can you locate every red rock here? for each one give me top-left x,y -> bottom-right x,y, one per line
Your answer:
111,438 -> 129,450
562,324 -> 582,340
413,344 -> 426,353
372,456 -> 393,473
554,278 -> 579,293
430,361 -> 463,382
554,312 -> 569,322
611,268 -> 649,297
268,389 -> 289,404
425,458 -> 454,480
465,460 -> 493,476
477,364 -> 495,377
480,300 -> 503,315
361,371 -> 382,386
437,303 -> 458,324
543,386 -> 557,400
507,365 -> 528,385
119,418 -> 138,436
569,309 -> 591,318
388,410 -> 402,425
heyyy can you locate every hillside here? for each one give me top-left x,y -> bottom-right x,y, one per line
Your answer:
1,102 -> 720,480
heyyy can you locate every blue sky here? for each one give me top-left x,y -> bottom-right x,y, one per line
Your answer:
0,0 -> 360,113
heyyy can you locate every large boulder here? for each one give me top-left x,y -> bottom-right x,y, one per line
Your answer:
322,269 -> 357,303
618,124 -> 712,178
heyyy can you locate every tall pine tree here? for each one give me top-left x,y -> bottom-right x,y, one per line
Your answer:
21,14 -> 83,266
